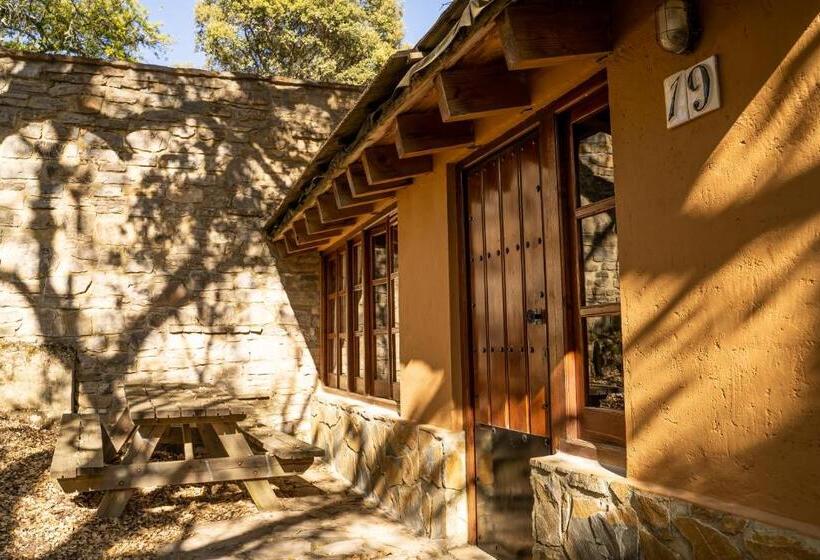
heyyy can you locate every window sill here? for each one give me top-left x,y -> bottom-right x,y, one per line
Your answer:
319,385 -> 400,416
559,437 -> 626,476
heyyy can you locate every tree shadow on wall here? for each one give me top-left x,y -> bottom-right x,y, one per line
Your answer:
0,53 -> 357,555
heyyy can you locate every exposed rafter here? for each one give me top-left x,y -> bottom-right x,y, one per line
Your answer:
305,206 -> 355,234
345,163 -> 410,199
318,191 -> 374,222
332,175 -> 387,209
499,0 -> 611,70
362,144 -> 433,184
437,60 -> 531,122
395,111 -> 475,158
284,229 -> 325,253
293,217 -> 342,243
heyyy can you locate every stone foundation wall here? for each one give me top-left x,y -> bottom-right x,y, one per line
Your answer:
311,390 -> 468,544
0,49 -> 358,429
531,454 -> 820,560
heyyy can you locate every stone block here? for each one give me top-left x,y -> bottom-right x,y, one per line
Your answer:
743,525 -> 820,560
673,517 -> 742,560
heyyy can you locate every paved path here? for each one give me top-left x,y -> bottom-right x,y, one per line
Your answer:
158,463 -> 493,560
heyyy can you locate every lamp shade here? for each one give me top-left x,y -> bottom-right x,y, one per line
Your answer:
656,0 -> 696,54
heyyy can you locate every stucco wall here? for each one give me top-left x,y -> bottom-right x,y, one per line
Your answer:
0,50 -> 358,431
608,0 -> 820,528
395,0 -> 818,534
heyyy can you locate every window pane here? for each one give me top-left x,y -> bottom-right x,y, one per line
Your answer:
372,233 -> 388,279
339,251 -> 347,290
392,278 -> 399,327
391,224 -> 399,273
392,334 -> 400,381
326,298 -> 335,333
326,258 -> 336,293
584,315 -> 624,410
374,334 -> 389,380
352,244 -> 362,286
353,289 -> 364,331
574,109 -> 615,206
338,295 -> 347,334
340,338 -> 348,376
356,336 -> 365,378
327,339 -> 337,376
580,209 -> 620,305
373,284 -> 388,329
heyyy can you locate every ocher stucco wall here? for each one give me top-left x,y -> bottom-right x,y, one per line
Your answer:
396,0 -> 818,532
608,0 -> 820,527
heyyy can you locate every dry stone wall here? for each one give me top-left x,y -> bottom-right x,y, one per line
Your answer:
0,49 -> 358,431
312,391 -> 469,544
531,455 -> 820,560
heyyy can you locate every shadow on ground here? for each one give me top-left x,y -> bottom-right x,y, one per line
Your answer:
0,410 -> 464,560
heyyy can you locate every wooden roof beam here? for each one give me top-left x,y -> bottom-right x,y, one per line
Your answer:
332,175 -> 387,209
395,111 -> 475,158
318,191 -> 374,222
499,0 -> 611,71
284,229 -> 325,253
346,162 -> 411,198
362,144 -> 433,184
305,206 -> 355,234
437,60 -> 531,122
293,217 -> 343,243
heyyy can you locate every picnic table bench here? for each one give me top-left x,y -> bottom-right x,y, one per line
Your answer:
50,383 -> 324,518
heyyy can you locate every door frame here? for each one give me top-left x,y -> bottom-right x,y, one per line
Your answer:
453,72 -> 609,544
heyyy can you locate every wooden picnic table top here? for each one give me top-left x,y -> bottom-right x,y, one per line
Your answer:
123,383 -> 253,423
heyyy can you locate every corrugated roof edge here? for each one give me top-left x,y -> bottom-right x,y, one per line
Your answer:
264,0 -> 507,238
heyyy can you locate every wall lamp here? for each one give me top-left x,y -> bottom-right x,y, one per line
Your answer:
655,0 -> 699,54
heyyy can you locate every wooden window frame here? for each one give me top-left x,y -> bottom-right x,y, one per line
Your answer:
557,83 -> 626,449
320,210 -> 400,403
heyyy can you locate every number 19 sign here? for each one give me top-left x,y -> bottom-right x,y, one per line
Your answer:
664,55 -> 721,129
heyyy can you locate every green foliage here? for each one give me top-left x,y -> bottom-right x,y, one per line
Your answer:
0,0 -> 168,61
195,0 -> 404,85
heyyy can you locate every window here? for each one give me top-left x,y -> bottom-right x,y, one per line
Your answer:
323,250 -> 347,390
564,92 -> 625,446
322,213 -> 400,402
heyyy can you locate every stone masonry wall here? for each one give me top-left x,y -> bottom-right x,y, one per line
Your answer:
0,49 -> 358,430
531,454 -> 820,560
312,391 -> 469,544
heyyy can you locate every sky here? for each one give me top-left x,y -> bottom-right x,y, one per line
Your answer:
138,1 -> 446,68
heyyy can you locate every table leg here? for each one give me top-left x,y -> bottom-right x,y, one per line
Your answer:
200,422 -> 281,511
182,424 -> 195,460
97,424 -> 167,518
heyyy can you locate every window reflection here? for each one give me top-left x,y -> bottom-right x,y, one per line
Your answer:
372,233 -> 388,279
584,315 -> 624,410
375,334 -> 389,380
581,209 -> 620,305
575,110 -> 615,206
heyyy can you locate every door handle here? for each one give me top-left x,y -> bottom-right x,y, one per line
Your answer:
526,309 -> 545,325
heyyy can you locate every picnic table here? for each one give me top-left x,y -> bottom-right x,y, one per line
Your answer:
50,383 -> 324,518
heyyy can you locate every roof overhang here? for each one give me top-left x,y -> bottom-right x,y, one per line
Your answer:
265,0 -> 613,258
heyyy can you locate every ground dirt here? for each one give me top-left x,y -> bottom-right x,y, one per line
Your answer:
0,411 -> 489,560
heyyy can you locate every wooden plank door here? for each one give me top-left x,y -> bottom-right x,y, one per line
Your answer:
466,132 -> 550,438
465,132 -> 550,560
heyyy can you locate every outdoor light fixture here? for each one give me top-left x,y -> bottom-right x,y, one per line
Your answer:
655,0 -> 699,54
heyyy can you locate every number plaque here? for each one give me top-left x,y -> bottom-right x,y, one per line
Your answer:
664,55 -> 721,129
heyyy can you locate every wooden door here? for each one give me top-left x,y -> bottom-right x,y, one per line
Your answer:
465,132 -> 550,560
466,132 -> 550,438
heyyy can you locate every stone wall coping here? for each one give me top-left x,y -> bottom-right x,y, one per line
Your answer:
316,387 -> 401,420
0,47 -> 363,92
531,452 -> 624,481
532,452 -> 820,541
315,388 -> 464,441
